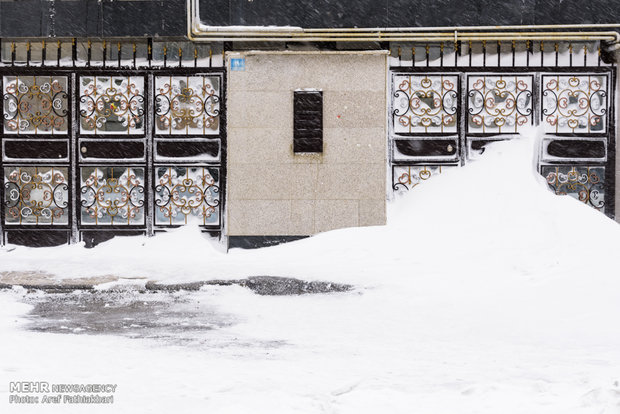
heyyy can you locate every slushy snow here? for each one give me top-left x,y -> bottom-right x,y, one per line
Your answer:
1,127 -> 619,413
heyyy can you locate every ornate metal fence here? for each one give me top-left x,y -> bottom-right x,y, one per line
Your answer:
389,42 -> 616,219
0,43 -> 226,246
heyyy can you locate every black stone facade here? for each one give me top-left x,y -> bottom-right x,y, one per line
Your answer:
1,0 -> 620,39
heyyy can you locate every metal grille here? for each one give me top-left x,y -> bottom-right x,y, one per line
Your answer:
0,67 -> 226,246
392,74 -> 458,134
3,166 -> 69,226
541,74 -> 608,134
389,63 -> 615,220
466,75 -> 533,134
154,166 -> 220,226
78,75 -> 146,135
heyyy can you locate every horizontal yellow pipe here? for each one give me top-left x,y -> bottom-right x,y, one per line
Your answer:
189,31 -> 617,38
189,33 -> 617,40
305,24 -> 620,33
188,35 -> 617,42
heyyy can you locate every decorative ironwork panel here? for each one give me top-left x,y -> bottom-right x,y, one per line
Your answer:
154,75 -> 221,135
154,166 -> 220,226
542,165 -> 605,211
393,165 -> 452,191
392,75 -> 458,134
2,76 -> 69,135
78,76 -> 145,135
467,75 -> 533,133
3,166 -> 69,225
80,167 -> 145,225
542,75 -> 608,133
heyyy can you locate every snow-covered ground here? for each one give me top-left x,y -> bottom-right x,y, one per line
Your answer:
1,127 -> 619,413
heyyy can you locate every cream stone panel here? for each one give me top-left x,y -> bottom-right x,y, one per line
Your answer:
291,152 -> 323,165
227,54 -> 298,92
227,164 -> 293,200
227,200 -> 292,236
227,52 -> 386,93
359,199 -> 387,227
227,90 -> 292,129
316,163 -> 386,200
293,55 -> 386,92
227,128 -> 292,164
291,200 -> 315,235
226,51 -> 388,235
322,127 -> 386,164
289,164 -> 319,200
323,91 -> 386,129
314,200 -> 359,233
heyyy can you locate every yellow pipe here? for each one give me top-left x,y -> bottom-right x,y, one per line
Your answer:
186,31 -> 617,41
187,36 -> 617,43
188,30 -> 616,38
188,30 -> 617,38
188,31 -> 617,44
305,24 -> 620,33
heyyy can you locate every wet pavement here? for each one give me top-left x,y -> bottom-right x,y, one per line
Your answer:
16,290 -> 260,348
3,277 -> 352,349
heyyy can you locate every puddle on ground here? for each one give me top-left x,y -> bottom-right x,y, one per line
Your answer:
19,290 -> 286,351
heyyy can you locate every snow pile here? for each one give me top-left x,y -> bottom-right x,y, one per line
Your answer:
0,126 -> 617,286
1,127 -> 620,413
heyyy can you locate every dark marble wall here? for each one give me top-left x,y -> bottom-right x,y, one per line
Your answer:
0,0 -> 185,38
203,0 -> 620,28
0,0 -> 619,38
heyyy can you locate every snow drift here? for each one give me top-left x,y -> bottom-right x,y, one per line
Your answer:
1,126 -> 619,414
0,126 -> 617,286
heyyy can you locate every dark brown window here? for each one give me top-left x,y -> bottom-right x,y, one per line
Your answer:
294,90 -> 323,153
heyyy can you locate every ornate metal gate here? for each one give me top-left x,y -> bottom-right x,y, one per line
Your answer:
1,42 -> 225,246
388,41 -> 616,219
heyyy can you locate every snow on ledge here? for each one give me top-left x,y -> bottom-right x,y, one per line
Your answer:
195,23 -> 303,33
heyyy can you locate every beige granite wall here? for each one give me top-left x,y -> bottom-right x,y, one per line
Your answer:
226,51 -> 388,236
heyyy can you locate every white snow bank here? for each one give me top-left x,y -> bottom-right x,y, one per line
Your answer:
0,126 -> 617,285
1,127 -> 619,414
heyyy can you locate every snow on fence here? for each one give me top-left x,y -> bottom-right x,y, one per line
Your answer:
388,41 -> 616,219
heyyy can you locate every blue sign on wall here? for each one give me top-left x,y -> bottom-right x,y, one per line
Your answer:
231,58 -> 246,71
